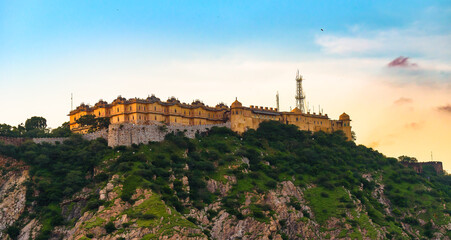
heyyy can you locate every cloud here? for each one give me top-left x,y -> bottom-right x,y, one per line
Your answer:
368,141 -> 380,148
404,122 -> 424,130
315,29 -> 451,59
315,36 -> 381,54
394,97 -> 413,105
388,56 -> 418,68
437,104 -> 451,113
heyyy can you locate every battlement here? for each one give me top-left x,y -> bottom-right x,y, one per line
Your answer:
69,95 -> 230,133
401,161 -> 443,174
69,95 -> 353,140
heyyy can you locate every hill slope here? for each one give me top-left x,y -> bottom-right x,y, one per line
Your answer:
0,121 -> 450,239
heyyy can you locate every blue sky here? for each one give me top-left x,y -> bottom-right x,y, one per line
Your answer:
1,0 -> 451,170
2,0 -> 450,61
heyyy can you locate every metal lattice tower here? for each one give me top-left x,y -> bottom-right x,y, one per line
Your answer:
295,70 -> 306,113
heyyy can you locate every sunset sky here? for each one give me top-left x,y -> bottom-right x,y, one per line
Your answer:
1,1 -> 450,171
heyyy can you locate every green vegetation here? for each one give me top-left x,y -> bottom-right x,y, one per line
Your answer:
0,116 -> 72,137
75,114 -> 110,133
0,120 -> 449,239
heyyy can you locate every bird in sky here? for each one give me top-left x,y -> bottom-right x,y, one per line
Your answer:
321,28 -> 324,31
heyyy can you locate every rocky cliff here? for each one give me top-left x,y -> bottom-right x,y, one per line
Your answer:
0,123 -> 450,239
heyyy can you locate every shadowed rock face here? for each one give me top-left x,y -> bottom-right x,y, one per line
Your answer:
0,156 -> 32,240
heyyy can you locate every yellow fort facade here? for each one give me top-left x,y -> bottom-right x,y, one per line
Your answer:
69,97 -> 352,140
69,95 -> 228,134
230,99 -> 352,140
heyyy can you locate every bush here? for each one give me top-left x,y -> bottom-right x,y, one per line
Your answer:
104,222 -> 116,233
6,225 -> 20,240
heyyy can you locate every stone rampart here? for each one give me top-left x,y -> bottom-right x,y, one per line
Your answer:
83,129 -> 108,141
0,137 -> 27,146
32,138 -> 68,145
401,161 -> 443,174
108,122 -> 231,147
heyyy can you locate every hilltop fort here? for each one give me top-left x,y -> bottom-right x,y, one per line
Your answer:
69,73 -> 353,143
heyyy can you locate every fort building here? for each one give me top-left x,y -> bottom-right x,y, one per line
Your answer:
69,72 -> 352,139
70,97 -> 352,140
230,99 -> 352,140
69,95 -> 229,134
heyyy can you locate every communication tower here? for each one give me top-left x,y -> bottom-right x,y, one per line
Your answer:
276,91 -> 280,111
295,70 -> 306,113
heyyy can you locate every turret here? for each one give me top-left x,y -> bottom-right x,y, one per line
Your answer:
230,98 -> 245,133
339,112 -> 352,140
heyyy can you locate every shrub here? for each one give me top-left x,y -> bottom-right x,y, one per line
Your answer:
6,225 -> 20,240
104,222 -> 116,233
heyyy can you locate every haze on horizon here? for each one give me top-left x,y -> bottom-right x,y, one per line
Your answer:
1,1 -> 450,172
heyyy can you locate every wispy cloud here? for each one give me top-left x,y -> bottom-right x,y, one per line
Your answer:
437,104 -> 451,113
315,29 -> 451,59
315,36 -> 381,54
394,97 -> 413,105
404,121 -> 424,130
388,56 -> 418,68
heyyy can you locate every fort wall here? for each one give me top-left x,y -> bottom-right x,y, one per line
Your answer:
83,129 -> 109,141
107,122 -> 231,147
0,137 -> 27,146
32,138 -> 68,145
401,161 -> 443,174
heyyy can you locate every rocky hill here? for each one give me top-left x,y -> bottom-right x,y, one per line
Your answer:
0,121 -> 450,239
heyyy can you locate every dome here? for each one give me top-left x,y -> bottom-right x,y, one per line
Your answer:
291,107 -> 302,113
339,112 -> 350,121
231,98 -> 242,108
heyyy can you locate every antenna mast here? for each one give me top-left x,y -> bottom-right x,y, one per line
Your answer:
276,91 -> 280,111
295,70 -> 306,113
71,93 -> 73,111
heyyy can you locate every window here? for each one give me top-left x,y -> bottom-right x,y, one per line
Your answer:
98,112 -> 100,116
154,106 -> 156,111
117,117 -> 119,122
155,116 -> 157,120
175,109 -> 177,113
117,108 -> 119,112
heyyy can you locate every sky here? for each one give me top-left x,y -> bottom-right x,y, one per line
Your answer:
1,1 -> 450,171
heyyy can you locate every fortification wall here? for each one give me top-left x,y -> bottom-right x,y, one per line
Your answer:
32,138 -> 68,145
401,161 -> 443,174
0,137 -> 27,146
107,122 -> 231,147
83,129 -> 108,141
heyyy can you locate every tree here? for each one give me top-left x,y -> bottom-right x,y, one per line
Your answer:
75,115 -> 110,132
0,124 -> 14,136
51,122 -> 72,137
76,115 -> 96,127
95,117 -> 110,130
25,117 -> 47,131
398,155 -> 418,163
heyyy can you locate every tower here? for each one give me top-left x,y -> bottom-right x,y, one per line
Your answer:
276,91 -> 279,111
295,70 -> 306,113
